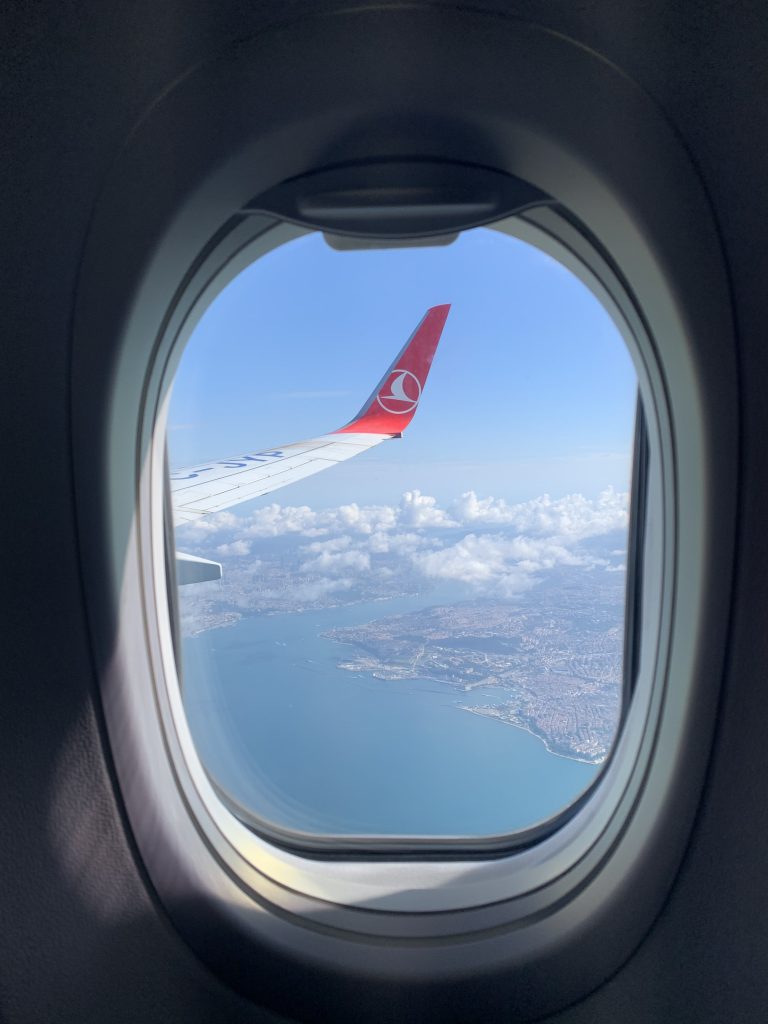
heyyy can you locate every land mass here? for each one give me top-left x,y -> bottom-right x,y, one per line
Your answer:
323,572 -> 623,764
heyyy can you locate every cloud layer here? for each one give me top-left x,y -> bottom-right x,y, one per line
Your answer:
178,488 -> 628,602
181,487 -> 626,542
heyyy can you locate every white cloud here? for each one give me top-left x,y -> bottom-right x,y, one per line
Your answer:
177,488 -> 627,546
177,488 -> 629,600
367,530 -> 428,555
242,504 -> 323,538
215,539 -> 252,557
300,536 -> 371,574
412,532 -> 598,597
449,487 -> 628,538
328,502 -> 398,535
234,500 -> 398,540
300,548 -> 371,575
178,510 -> 240,536
398,490 -> 456,528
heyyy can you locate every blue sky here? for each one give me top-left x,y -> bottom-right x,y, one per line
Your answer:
168,228 -> 637,508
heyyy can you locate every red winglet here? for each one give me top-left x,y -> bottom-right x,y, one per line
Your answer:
335,304 -> 450,435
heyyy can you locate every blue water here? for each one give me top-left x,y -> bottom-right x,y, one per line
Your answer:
182,594 -> 599,837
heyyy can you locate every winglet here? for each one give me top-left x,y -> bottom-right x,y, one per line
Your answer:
334,304 -> 450,435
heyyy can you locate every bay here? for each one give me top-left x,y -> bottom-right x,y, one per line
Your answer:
181,592 -> 599,837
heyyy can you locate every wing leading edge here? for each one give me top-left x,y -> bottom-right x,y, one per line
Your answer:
170,304 -> 450,525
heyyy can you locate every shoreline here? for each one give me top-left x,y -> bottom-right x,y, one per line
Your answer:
185,606 -> 610,768
456,704 -> 605,767
328,644 -> 606,767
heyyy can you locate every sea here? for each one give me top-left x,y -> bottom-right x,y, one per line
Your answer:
181,591 -> 599,838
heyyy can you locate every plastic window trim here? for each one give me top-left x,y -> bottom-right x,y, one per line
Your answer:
144,208 -> 667,916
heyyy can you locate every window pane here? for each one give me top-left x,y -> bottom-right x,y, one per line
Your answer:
167,225 -> 637,839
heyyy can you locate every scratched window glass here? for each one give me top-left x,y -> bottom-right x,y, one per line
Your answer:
167,226 -> 637,839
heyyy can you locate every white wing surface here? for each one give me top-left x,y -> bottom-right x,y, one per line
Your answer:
170,304 -> 450,525
171,433 -> 389,523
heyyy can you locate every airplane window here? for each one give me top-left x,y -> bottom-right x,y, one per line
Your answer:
166,225 -> 638,842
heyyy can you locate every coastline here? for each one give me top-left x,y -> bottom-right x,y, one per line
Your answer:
186,605 -> 610,768
326,640 -> 606,766
322,634 -> 609,767
456,704 -> 605,767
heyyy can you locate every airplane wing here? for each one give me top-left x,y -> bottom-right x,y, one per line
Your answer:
170,303 -> 450,525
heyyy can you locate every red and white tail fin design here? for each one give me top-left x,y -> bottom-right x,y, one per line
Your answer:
334,304 -> 450,435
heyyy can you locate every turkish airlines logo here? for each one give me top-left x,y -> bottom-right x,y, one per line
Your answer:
376,369 -> 422,414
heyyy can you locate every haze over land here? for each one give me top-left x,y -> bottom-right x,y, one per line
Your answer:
177,487 -> 627,764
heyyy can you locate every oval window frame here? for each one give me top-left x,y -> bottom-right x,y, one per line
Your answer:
157,209 -> 653,871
